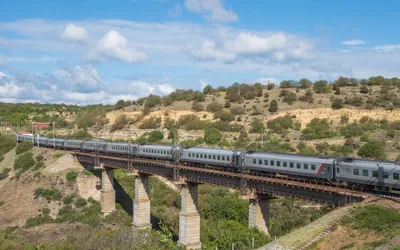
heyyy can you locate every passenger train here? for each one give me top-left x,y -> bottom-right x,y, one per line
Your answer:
17,134 -> 400,191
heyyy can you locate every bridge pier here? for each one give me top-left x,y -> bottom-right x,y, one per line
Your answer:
133,173 -> 151,229
249,194 -> 271,235
178,182 -> 201,250
100,165 -> 116,215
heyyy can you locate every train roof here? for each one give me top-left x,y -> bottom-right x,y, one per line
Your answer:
183,147 -> 236,154
246,151 -> 336,161
337,157 -> 399,166
139,144 -> 174,149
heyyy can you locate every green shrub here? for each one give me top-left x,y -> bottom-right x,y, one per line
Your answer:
204,128 -> 222,144
0,136 -> 16,155
148,130 -> 164,142
75,197 -> 87,208
268,99 -> 278,113
313,80 -> 330,93
34,188 -> 62,201
32,161 -> 45,171
331,98 -> 344,109
35,154 -> 44,162
267,115 -> 294,134
249,117 -> 265,133
358,140 -> 387,160
66,170 -> 78,182
301,118 -> 336,140
0,168 -> 11,180
66,130 -> 93,140
16,141 -> 32,155
280,90 -> 297,105
13,152 -> 35,175
206,102 -> 223,113
0,200 -> 4,207
230,105 -> 245,115
191,100 -> 204,112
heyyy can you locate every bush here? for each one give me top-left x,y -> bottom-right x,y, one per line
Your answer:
110,114 -> 128,132
0,200 -> 3,207
0,136 -> 16,155
344,96 -> 364,107
249,117 -> 265,133
331,98 -> 344,109
35,154 -> 44,162
75,197 -> 87,208
16,141 -> 32,155
34,188 -> 62,201
178,114 -> 209,130
230,105 -> 245,115
358,140 -> 387,160
191,101 -> 204,112
301,118 -> 336,140
266,83 -> 275,90
66,170 -> 78,182
280,90 -> 297,105
268,100 -> 278,113
224,100 -> 231,108
360,85 -> 369,94
66,130 -> 93,140
0,168 -> 11,180
203,128 -> 222,144
138,116 -> 161,129
267,115 -> 294,134
216,110 -> 235,122
148,130 -> 164,142
299,89 -> 314,103
313,80 -> 330,93
32,161 -> 45,171
13,152 -> 35,175
144,94 -> 162,108
206,102 -> 223,113
63,194 -> 76,205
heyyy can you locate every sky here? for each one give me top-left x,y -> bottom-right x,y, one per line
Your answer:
1,0 -> 400,104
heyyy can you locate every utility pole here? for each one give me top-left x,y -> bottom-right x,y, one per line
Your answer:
32,122 -> 34,145
53,122 -> 55,150
261,128 -> 264,149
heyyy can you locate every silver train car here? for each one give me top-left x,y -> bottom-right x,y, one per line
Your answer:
180,147 -> 238,167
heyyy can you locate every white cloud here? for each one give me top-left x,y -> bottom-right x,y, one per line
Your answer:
86,30 -> 147,63
255,78 -> 276,85
373,44 -> 400,52
189,32 -> 313,62
185,0 -> 238,22
61,23 -> 89,42
342,39 -> 365,46
168,3 -> 182,18
131,80 -> 175,96
0,37 -> 8,47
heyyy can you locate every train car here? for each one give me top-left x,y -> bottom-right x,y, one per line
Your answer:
244,151 -> 335,179
137,144 -> 175,160
335,158 -> 400,190
20,134 -> 33,143
64,140 -> 84,150
35,137 -> 49,147
47,138 -> 65,149
105,142 -> 138,155
82,140 -> 108,153
180,147 -> 239,167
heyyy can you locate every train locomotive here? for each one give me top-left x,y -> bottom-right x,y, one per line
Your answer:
16,134 -> 400,191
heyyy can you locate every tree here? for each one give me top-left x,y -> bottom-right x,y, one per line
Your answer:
206,102 -> 223,113
358,140 -> 387,160
203,85 -> 214,94
266,83 -> 275,90
204,128 -> 221,144
110,114 -> 128,132
16,141 -> 33,155
331,98 -> 344,109
299,78 -> 312,89
144,94 -> 162,108
268,100 -> 278,113
224,100 -> 231,108
360,85 -> 369,94
313,80 -> 330,93
148,130 -> 164,142
280,80 -> 295,88
299,89 -> 314,103
249,118 -> 265,133
114,99 -> 126,110
235,126 -> 249,148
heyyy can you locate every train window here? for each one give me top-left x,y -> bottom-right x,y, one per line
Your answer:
353,169 -> 359,175
283,162 -> 287,167
217,155 -> 220,160
222,156 -> 225,161
253,159 -> 256,164
188,153 -> 191,157
337,167 -> 340,173
290,162 -> 294,168
196,153 -> 199,158
393,173 -> 399,180
362,170 -> 368,176
264,160 -> 268,165
259,159 -> 262,165
213,155 -> 216,160
200,154 -> 203,158
208,155 -> 212,159
271,160 -> 275,166
277,161 -> 281,167
227,156 -> 230,161
296,163 -> 301,169
383,172 -> 389,179
372,171 -> 378,177
304,164 -> 308,170
311,164 -> 316,170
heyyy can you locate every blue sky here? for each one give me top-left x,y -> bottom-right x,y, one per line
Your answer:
1,0 -> 400,104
